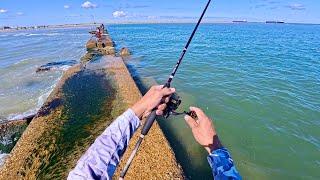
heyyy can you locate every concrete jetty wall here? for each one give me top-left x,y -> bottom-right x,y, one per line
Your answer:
0,30 -> 183,179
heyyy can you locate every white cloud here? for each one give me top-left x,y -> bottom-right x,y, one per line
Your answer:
112,11 -> 127,18
287,3 -> 305,10
0,9 -> 8,13
81,1 -> 97,9
64,5 -> 70,9
16,12 -> 24,16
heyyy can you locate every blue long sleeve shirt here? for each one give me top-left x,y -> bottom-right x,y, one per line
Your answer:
68,109 -> 242,179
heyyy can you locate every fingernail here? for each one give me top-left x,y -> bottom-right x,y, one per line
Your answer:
170,88 -> 175,92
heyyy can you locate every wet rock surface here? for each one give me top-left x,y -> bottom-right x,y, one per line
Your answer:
119,47 -> 131,57
36,60 -> 77,73
82,33 -> 115,63
0,120 -> 28,155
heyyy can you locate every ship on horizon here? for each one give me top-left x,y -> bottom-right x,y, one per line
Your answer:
232,20 -> 247,23
266,20 -> 285,24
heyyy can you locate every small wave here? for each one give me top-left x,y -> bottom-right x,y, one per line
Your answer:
13,33 -> 62,37
44,33 -> 62,36
1,78 -> 59,123
13,58 -> 31,65
5,108 -> 38,122
0,153 -> 9,167
37,87 -> 55,107
13,33 -> 28,37
26,33 -> 41,37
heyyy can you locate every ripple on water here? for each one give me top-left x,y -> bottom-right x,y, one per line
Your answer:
109,23 -> 320,179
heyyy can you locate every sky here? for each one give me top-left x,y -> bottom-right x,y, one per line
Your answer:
0,0 -> 319,26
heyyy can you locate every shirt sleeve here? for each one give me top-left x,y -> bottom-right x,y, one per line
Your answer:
67,109 -> 140,180
207,147 -> 242,180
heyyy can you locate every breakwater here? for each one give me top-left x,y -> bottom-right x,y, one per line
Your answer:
0,29 -> 183,179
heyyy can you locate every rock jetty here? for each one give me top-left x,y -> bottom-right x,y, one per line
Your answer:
0,27 -> 183,179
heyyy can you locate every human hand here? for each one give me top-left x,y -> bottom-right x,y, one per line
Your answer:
131,85 -> 175,119
184,107 -> 223,154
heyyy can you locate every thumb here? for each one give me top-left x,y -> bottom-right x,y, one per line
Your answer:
184,115 -> 198,129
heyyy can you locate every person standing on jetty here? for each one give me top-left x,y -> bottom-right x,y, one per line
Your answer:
68,85 -> 242,180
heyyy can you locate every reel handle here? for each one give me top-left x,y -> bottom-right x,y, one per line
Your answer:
186,110 -> 198,120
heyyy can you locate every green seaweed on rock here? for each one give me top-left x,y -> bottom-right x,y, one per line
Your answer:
36,69 -> 116,179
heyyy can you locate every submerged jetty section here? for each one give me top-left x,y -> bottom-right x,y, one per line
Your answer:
0,27 -> 183,179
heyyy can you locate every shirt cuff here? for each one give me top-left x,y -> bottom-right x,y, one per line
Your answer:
126,108 -> 141,128
207,147 -> 234,176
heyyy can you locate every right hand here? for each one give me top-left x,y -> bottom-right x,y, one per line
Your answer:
184,107 -> 222,154
131,85 -> 175,119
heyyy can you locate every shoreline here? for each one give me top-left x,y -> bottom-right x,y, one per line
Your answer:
2,21 -> 319,33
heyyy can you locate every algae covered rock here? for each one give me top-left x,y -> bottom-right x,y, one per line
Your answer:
86,39 -> 97,50
119,47 -> 131,57
100,47 -> 115,55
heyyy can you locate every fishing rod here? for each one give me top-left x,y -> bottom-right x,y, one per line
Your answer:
119,0 -> 212,178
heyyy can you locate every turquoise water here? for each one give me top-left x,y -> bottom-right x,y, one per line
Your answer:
0,28 -> 88,121
0,23 -> 319,179
108,23 -> 320,179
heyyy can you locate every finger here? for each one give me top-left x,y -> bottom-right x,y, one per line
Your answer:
143,111 -> 151,118
161,87 -> 176,96
184,115 -> 198,129
190,106 -> 206,118
156,110 -> 163,116
153,85 -> 164,90
164,96 -> 170,103
157,104 -> 167,111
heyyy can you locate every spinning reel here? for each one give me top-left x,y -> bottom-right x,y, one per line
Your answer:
163,93 -> 197,120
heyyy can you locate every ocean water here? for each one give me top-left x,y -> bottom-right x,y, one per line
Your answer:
0,23 -> 319,179
0,28 -> 89,121
108,23 -> 320,179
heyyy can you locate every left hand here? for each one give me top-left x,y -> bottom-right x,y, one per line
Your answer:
131,85 -> 176,119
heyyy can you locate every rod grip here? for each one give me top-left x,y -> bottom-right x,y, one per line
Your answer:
141,110 -> 157,135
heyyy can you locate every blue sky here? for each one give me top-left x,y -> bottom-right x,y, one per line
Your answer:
0,0 -> 319,26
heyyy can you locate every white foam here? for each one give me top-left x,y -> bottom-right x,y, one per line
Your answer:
47,64 -> 73,72
0,153 -> 9,167
6,108 -> 38,121
26,33 -> 40,37
37,88 -> 54,107
12,33 -> 62,37
44,33 -> 61,36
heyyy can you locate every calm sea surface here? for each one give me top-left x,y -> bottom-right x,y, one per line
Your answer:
0,23 -> 319,179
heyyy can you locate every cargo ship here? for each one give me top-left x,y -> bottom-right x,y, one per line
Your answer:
266,21 -> 285,24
